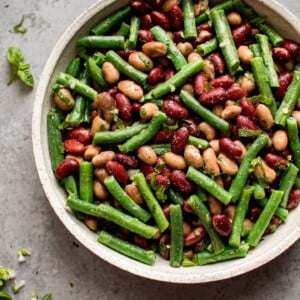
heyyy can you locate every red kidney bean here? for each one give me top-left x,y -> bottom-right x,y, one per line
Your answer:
264,216 -> 282,235
108,86 -> 118,97
182,118 -> 198,136
183,200 -> 195,214
156,174 -> 170,188
64,139 -> 85,155
226,83 -> 247,100
134,235 -> 151,250
115,93 -> 132,122
194,30 -> 213,46
171,127 -> 190,154
249,206 -> 262,221
132,102 -> 141,113
154,130 -> 174,143
193,239 -> 208,253
282,39 -> 300,57
159,164 -> 172,179
55,158 -> 79,179
162,99 -> 189,119
116,153 -> 139,169
236,115 -> 260,130
232,23 -> 252,47
140,162 -> 155,178
65,127 -> 91,145
138,29 -> 154,43
170,170 -> 194,194
272,47 -> 291,64
173,31 -> 184,43
282,149 -> 291,157
130,0 -> 152,14
273,71 -> 293,99
210,53 -> 226,75
90,109 -> 98,121
264,153 -> 287,169
184,227 -> 206,246
194,73 -> 207,95
151,11 -> 171,30
117,49 -> 135,60
141,14 -> 153,30
148,65 -> 164,85
167,93 -> 180,102
210,75 -> 234,89
240,98 -> 256,119
170,5 -> 183,30
212,214 -> 232,237
199,87 -> 227,105
163,204 -> 171,219
287,189 -> 300,211
219,138 -> 243,159
159,233 -> 170,260
197,22 -> 212,32
164,68 -> 175,80
106,161 -> 128,184
223,175 -> 232,190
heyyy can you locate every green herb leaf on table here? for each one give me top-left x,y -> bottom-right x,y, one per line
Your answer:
0,291 -> 13,300
13,16 -> 27,34
42,294 -> 52,300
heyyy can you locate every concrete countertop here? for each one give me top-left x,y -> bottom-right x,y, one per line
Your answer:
1,0 -> 299,299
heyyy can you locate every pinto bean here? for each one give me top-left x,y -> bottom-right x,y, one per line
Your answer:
256,104 -> 274,130
125,183 -> 144,205
137,146 -> 157,165
140,103 -> 159,120
217,153 -> 238,175
221,105 -> 242,120
128,51 -> 153,72
117,80 -> 144,101
142,41 -> 167,58
84,144 -> 101,160
198,121 -> 216,141
202,148 -> 220,176
92,151 -> 116,167
164,152 -> 187,169
102,62 -> 120,84
184,145 -> 203,169
254,160 -> 277,184
272,130 -> 288,151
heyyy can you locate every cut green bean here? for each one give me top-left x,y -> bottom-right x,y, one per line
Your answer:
294,176 -> 300,189
116,22 -> 130,38
250,57 -> 277,116
168,189 -> 184,205
98,230 -> 156,265
91,6 -> 132,35
119,112 -> 167,153
93,123 -> 148,144
249,43 -> 262,57
188,135 -> 209,149
64,95 -> 86,128
126,16 -> 140,49
278,162 -> 299,207
192,244 -> 249,265
67,198 -> 159,239
77,36 -> 125,49
106,50 -> 148,86
186,167 -> 232,205
63,175 -> 78,198
79,161 -> 94,203
170,204 -> 184,267
150,25 -> 187,71
150,144 -> 171,155
275,71 -> 300,126
247,190 -> 283,247
134,172 -> 169,233
256,34 -> 279,87
229,134 -> 271,202
56,72 -> 98,101
211,9 -> 240,75
180,90 -> 230,133
182,0 -> 197,40
196,38 -> 218,56
229,187 -> 254,248
65,57 -> 81,78
104,176 -> 151,222
91,52 -> 106,66
87,58 -> 109,90
253,183 -> 265,200
287,118 -> 300,169
188,194 -> 225,254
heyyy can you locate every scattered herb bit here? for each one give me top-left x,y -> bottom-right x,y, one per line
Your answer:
31,292 -> 39,300
238,128 -> 262,138
72,241 -> 79,248
11,280 -> 26,294
7,47 -> 34,88
17,247 -> 31,263
42,294 -> 52,300
13,16 -> 27,34
69,282 -> 74,288
0,267 -> 15,288
0,291 -> 13,300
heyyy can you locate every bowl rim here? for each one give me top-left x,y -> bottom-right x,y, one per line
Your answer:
32,0 -> 300,283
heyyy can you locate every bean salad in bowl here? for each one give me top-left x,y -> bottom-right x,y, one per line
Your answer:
47,0 -> 300,269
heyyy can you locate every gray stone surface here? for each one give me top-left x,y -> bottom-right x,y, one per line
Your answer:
0,0 -> 300,299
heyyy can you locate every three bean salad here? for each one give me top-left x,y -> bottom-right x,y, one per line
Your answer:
48,0 -> 300,267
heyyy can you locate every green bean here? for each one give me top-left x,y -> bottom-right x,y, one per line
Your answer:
104,176 -> 151,222
126,16 -> 140,49
278,162 -> 299,208
275,71 -> 300,127
167,189 -> 184,205
77,36 -> 125,49
192,244 -> 249,265
116,22 -> 130,38
180,90 -> 230,133
249,43 -> 262,57
211,9 -> 240,75
247,190 -> 283,247
83,101 -> 91,124
250,57 -> 277,117
106,50 -> 148,86
187,194 -> 225,254
150,25 -> 187,71
56,72 -> 98,101
91,52 -> 106,66
63,175 -> 78,198
229,134 -> 271,202
256,34 -> 279,87
64,95 -> 86,128
134,173 -> 169,233
195,186 -> 208,202
79,162 -> 94,203
170,204 -> 184,267
150,144 -> 171,155
229,187 -> 254,248
188,135 -> 209,149
119,112 -> 167,153
87,58 -> 109,90
47,108 -> 64,171
196,38 -> 218,56
287,118 -> 300,168
93,123 -> 147,144
294,176 -> 300,189
66,198 -> 159,239
182,0 -> 197,40
186,167 -> 232,205
253,183 -> 265,200
65,57 -> 81,78
98,230 -> 156,265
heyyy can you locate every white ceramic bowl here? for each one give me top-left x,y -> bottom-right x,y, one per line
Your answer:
32,0 -> 300,283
